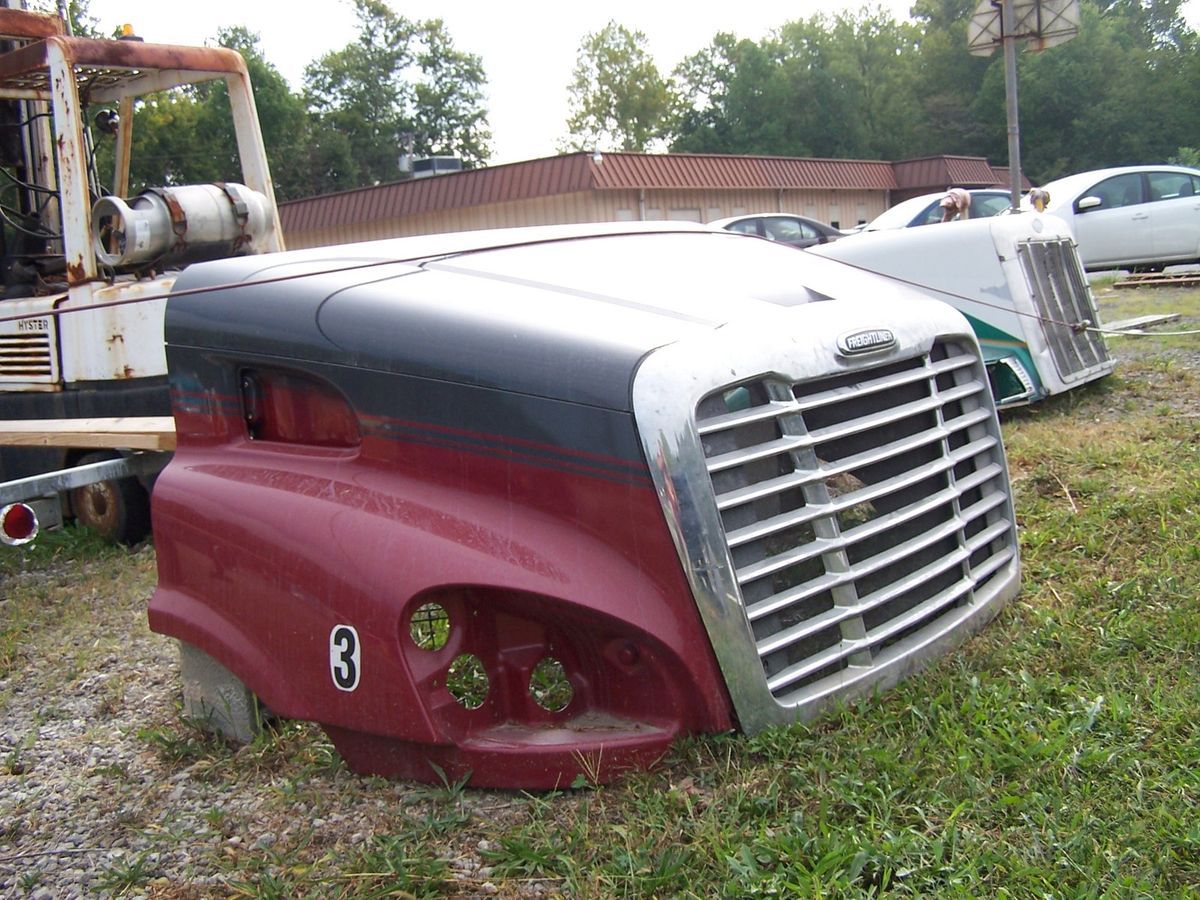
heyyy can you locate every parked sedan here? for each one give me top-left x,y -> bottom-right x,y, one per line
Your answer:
859,189 -> 1013,232
1027,165 -> 1200,271
709,213 -> 845,249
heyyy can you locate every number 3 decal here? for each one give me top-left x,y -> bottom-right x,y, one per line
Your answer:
329,624 -> 361,691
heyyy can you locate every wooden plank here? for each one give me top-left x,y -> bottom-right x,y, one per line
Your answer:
1103,313 -> 1182,332
1114,274 -> 1200,289
0,416 -> 176,451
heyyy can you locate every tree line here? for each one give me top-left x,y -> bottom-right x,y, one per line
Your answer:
58,0 -> 1200,201
566,0 -> 1200,184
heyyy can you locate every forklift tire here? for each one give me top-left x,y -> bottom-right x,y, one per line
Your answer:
68,451 -> 152,545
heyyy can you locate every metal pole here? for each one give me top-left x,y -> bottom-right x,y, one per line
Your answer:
0,454 -> 169,506
1001,0 -> 1022,208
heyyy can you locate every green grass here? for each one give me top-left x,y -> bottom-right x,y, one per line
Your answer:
1096,281 -> 1200,319
94,852 -> 162,894
0,524 -> 154,678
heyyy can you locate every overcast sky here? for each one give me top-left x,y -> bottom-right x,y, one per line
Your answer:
84,0 -> 1200,166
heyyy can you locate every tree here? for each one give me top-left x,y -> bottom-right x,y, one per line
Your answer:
302,0 -> 491,190
562,21 -> 678,152
794,11 -> 924,159
672,10 -> 922,160
672,31 -> 820,156
212,27 -> 310,200
95,27 -> 310,198
907,0 -> 994,156
970,0 -> 1200,181
1169,147 -> 1200,166
27,0 -> 101,38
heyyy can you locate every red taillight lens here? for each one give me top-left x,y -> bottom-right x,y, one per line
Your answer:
1,503 -> 38,546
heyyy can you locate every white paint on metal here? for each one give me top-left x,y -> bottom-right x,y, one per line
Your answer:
968,0 -> 1081,56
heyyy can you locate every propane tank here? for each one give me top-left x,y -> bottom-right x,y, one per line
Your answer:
91,183 -> 276,269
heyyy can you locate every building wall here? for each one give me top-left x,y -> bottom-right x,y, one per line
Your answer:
607,188 -> 887,229
284,192 -> 600,249
282,186 -> 891,250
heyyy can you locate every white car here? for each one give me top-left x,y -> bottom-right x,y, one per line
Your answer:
858,189 -> 1013,232
1029,165 -> 1200,271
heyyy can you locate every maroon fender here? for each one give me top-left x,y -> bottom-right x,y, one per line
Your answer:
150,400 -> 734,788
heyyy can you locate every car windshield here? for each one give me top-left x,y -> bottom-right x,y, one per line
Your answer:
763,218 -> 806,242
973,193 -> 1014,216
861,196 -> 934,231
865,191 -> 1011,229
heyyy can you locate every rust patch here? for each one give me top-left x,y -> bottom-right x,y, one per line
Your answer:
0,40 -> 56,88
66,261 -> 87,285
0,7 -> 65,40
63,37 -> 246,76
0,33 -> 246,98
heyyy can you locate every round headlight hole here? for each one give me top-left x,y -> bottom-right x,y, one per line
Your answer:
447,653 -> 488,709
529,657 -> 573,712
410,602 -> 450,651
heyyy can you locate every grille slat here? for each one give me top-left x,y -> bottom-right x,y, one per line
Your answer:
744,484 -> 995,620
861,577 -> 975,649
766,637 -> 869,694
697,399 -> 794,437
704,377 -> 988,475
0,333 -> 55,380
767,573 -> 980,698
706,433 -> 812,475
737,462 -> 1005,590
725,451 -> 1002,551
698,339 -> 1016,704
1018,238 -> 1112,381
806,391 -> 956,447
716,421 -> 951,512
964,515 -> 1013,552
791,351 -> 978,413
755,548 -> 973,656
745,570 -> 846,623
729,456 -> 957,555
964,544 -> 1017,582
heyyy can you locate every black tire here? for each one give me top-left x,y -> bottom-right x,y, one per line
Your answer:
68,450 -> 152,544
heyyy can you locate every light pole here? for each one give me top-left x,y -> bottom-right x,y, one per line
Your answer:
967,0 -> 1080,208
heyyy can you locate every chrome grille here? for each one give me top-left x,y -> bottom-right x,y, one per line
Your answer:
1017,238 -> 1111,382
0,329 -> 56,382
696,341 -> 1016,706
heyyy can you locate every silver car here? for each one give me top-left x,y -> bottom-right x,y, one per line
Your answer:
1029,165 -> 1200,271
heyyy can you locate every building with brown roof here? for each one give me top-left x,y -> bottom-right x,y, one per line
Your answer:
279,152 -> 1018,250
890,155 -> 1029,203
